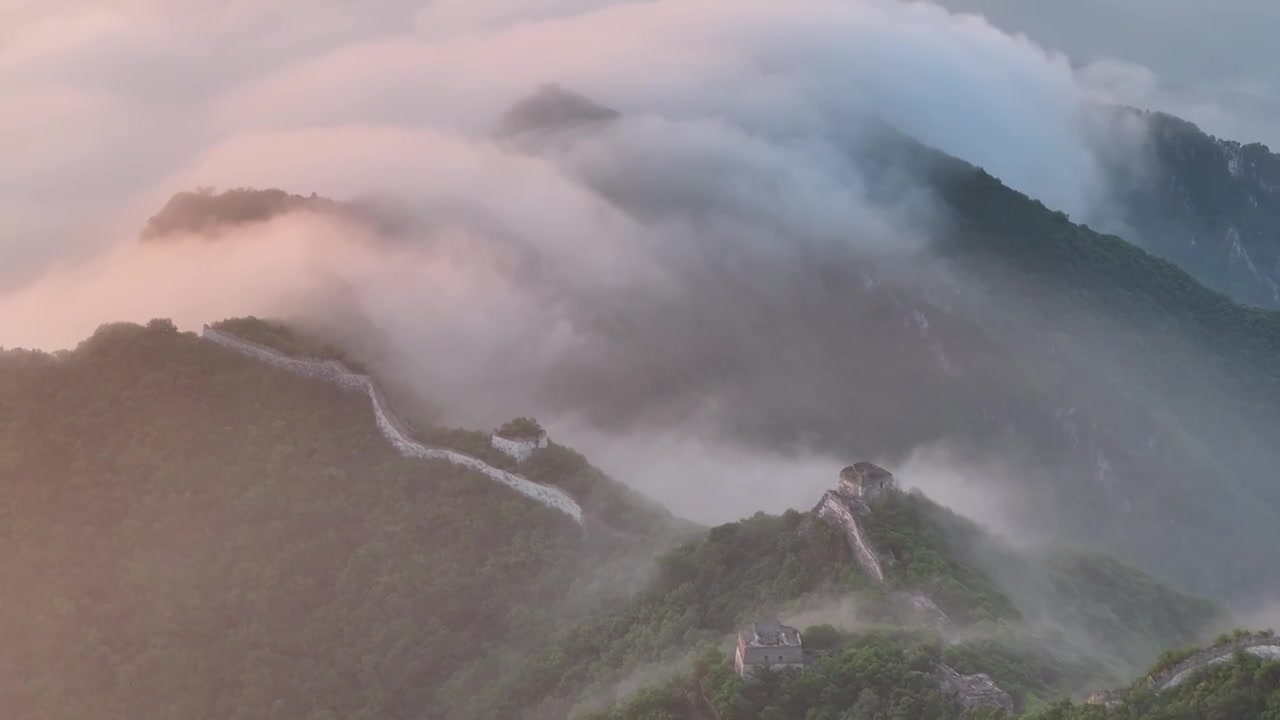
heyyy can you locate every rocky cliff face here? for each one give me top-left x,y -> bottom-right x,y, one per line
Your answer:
1116,111 -> 1280,308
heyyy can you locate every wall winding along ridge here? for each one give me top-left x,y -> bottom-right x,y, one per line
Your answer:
1155,634 -> 1280,691
491,434 -> 548,463
1088,633 -> 1280,707
815,490 -> 885,583
201,326 -> 584,525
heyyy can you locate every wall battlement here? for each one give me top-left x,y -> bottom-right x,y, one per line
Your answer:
1087,632 -> 1280,706
201,325 -> 584,525
816,490 -> 885,583
1153,634 -> 1280,691
814,462 -> 900,584
491,433 -> 548,463
935,664 -> 1014,714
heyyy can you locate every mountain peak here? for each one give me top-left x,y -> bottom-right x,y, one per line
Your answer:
496,83 -> 620,137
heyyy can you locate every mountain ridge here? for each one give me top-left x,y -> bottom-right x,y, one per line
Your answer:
127,106 -> 1280,600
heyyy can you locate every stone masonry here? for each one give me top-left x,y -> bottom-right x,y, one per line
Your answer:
813,462 -> 898,583
201,325 -> 583,524
735,618 -> 805,678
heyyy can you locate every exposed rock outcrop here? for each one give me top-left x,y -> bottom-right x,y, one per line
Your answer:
901,591 -> 950,631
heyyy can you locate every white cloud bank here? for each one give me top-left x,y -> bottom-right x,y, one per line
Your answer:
0,0 -> 1165,524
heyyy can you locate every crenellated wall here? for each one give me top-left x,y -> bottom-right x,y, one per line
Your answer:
1154,635 -> 1280,691
201,326 -> 584,525
491,433 -> 548,463
815,489 -> 885,583
1087,633 -> 1280,706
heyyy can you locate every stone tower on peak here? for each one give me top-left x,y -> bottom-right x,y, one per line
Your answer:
837,462 -> 897,503
812,462 -> 897,584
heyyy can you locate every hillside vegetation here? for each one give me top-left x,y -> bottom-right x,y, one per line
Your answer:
875,129 -> 1280,600
0,320 -> 669,720
0,319 -> 1241,720
146,141 -> 1280,603
210,315 -> 689,539
140,187 -> 343,240
479,487 -> 1221,718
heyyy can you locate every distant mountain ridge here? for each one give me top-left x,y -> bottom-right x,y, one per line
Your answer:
0,319 -> 684,720
130,94 -> 1280,603
1115,110 -> 1280,308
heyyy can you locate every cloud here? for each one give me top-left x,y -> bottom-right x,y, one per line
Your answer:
934,0 -> 1280,148
0,0 -> 1147,286
0,0 -> 1165,530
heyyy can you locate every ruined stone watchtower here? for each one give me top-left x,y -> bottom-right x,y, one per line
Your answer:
813,462 -> 899,584
734,618 -> 805,677
838,462 -> 897,503
490,417 -> 549,463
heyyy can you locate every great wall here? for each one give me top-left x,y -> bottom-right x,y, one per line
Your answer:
1087,632 -> 1280,708
811,464 -> 1013,713
1154,633 -> 1280,691
813,463 -> 896,583
200,325 -> 584,525
815,487 -> 885,583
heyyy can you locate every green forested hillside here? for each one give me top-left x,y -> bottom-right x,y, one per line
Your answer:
1028,647 -> 1280,720
210,315 -> 688,539
0,319 -> 1244,720
478,489 -> 1221,718
0,320 -> 665,720
575,484 -> 1241,720
140,187 -> 344,240
875,130 -> 1280,600
480,511 -> 862,719
862,493 -> 1221,673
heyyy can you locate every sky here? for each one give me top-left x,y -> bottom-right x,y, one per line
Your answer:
1,0 -> 1154,340
936,0 -> 1280,149
0,0 -> 1270,525
5,0 -> 1259,292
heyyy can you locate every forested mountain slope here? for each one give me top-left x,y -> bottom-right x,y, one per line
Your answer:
0,318 -> 1243,719
478,476 -> 1222,719
0,319 -> 679,720
137,115 -> 1280,605
822,126 -> 1280,600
